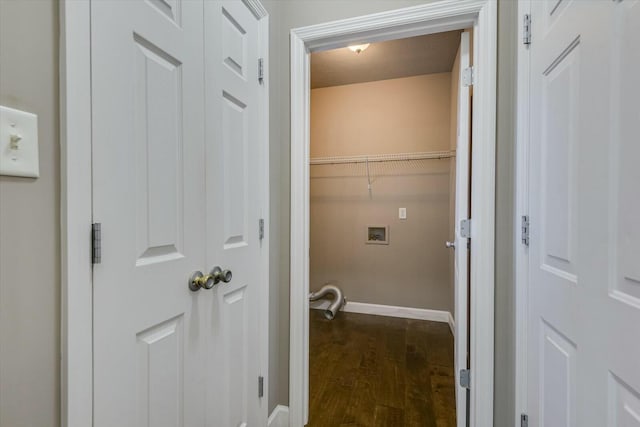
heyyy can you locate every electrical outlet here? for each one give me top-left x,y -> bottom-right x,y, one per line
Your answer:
399,208 -> 407,220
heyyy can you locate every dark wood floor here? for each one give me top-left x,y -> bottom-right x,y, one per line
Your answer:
309,310 -> 456,427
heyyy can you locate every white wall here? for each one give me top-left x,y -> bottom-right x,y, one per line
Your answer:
0,1 -> 60,426
310,74 -> 454,312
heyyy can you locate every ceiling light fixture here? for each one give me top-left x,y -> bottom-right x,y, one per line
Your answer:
348,43 -> 370,54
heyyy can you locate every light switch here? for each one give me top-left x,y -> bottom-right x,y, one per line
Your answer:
1,106 -> 39,178
399,207 -> 407,219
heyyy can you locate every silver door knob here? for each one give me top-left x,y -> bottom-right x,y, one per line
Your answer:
210,266 -> 232,284
445,241 -> 456,249
189,271 -> 215,291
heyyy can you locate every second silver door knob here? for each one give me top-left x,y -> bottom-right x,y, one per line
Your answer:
211,266 -> 232,284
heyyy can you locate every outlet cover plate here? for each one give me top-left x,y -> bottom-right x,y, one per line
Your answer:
0,105 -> 39,178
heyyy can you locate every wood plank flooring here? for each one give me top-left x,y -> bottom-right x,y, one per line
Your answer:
308,310 -> 456,427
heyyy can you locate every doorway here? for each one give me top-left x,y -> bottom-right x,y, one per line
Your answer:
289,2 -> 497,426
307,29 -> 469,426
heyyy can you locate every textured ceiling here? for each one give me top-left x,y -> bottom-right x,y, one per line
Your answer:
311,30 -> 463,89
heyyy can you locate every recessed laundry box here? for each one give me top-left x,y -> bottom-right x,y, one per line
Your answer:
366,225 -> 388,245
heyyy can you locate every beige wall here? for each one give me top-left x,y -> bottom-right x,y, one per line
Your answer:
311,74 -> 452,156
448,42 -> 461,314
0,1 -> 60,426
262,2 -> 518,425
494,1 -> 518,425
449,48 -> 461,152
309,74 -> 454,312
446,28 -> 472,325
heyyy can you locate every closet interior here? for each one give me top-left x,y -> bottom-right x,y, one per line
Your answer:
307,28 -> 472,427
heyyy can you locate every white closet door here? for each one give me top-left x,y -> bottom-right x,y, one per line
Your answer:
527,1 -> 640,426
91,1 -> 208,426
453,31 -> 472,427
204,1 -> 266,426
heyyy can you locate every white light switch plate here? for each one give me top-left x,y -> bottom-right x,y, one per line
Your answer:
0,105 -> 39,178
399,207 -> 407,219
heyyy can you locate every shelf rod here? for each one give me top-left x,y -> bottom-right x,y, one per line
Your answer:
310,150 -> 456,165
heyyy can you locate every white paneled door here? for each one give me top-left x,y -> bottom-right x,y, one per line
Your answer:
527,1 -> 640,426
453,31 -> 471,427
91,1 -> 266,426
204,2 -> 265,426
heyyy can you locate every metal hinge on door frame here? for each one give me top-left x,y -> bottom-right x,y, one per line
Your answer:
258,375 -> 264,398
459,369 -> 470,389
460,219 -> 471,239
523,14 -> 532,45
521,215 -> 530,246
259,218 -> 265,241
92,223 -> 102,264
462,66 -> 474,87
521,413 -> 529,427
258,58 -> 264,84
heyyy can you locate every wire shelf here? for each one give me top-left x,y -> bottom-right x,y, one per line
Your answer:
309,150 -> 456,165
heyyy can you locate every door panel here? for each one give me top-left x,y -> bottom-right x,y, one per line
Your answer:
222,8 -> 248,78
147,0 -> 182,25
541,0 -> 571,31
527,1 -> 640,426
136,315 -> 184,427
453,31 -> 471,427
612,0 -> 640,306
133,34 -> 185,264
91,1 -> 206,426
540,39 -> 578,278
540,320 -> 575,427
609,374 -> 640,427
220,284 -> 250,424
606,3 -> 640,426
205,2 -> 264,426
222,91 -> 249,247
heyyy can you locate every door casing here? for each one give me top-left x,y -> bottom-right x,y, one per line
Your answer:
59,1 -> 270,426
289,1 -> 498,426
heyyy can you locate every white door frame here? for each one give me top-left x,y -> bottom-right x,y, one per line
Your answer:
58,2 -> 270,426
514,0 -> 531,425
289,1 -> 497,426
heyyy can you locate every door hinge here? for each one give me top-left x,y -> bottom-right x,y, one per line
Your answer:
521,413 -> 529,427
521,215 -> 530,246
460,219 -> 471,239
459,369 -> 470,389
462,66 -> 474,87
523,14 -> 532,45
92,223 -> 102,264
258,58 -> 264,84
259,218 -> 265,241
258,375 -> 264,398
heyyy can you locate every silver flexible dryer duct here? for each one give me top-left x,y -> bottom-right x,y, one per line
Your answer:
309,283 -> 346,320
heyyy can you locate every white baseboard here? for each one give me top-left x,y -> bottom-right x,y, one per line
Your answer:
447,312 -> 455,336
268,405 -> 289,427
310,299 -> 454,332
